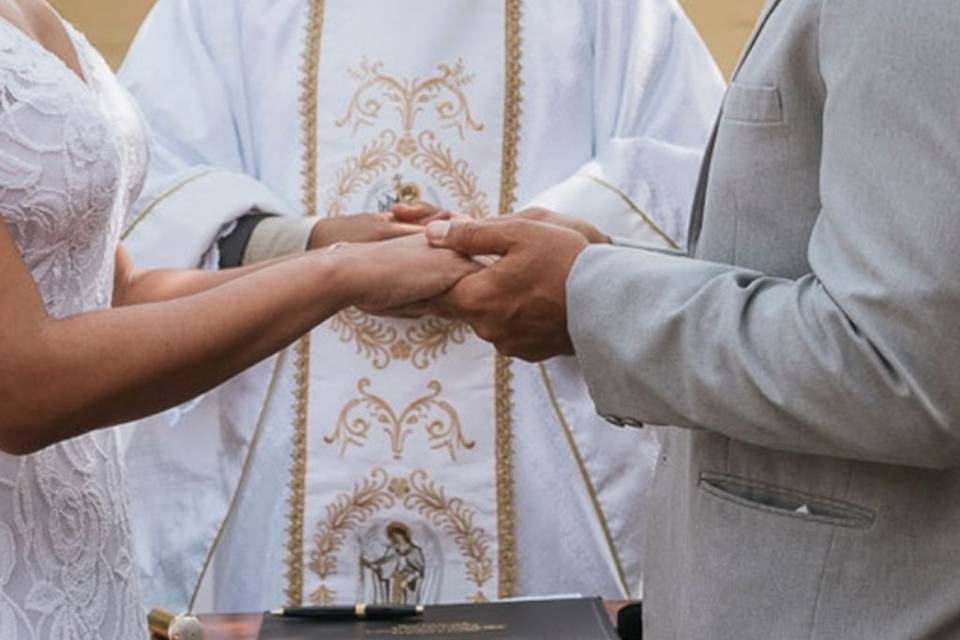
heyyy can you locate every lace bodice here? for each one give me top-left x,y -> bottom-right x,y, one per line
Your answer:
0,17 -> 149,640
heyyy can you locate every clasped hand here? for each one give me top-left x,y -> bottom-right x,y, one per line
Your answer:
417,208 -> 600,362
330,202 -> 601,362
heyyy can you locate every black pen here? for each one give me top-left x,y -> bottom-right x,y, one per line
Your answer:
269,604 -> 425,621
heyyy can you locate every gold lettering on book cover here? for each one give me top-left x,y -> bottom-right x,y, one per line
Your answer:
368,622 -> 508,636
308,468 -> 493,605
326,59 -> 492,369
324,379 -> 475,461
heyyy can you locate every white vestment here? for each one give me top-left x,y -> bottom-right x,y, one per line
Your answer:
118,0 -> 724,612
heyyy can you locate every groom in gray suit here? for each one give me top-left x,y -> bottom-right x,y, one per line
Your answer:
424,0 -> 960,637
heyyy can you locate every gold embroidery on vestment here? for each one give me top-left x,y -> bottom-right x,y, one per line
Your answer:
494,0 -> 523,600
307,468 -> 494,604
335,58 -> 484,141
286,0 -> 326,607
394,175 -> 421,203
324,378 -> 475,461
289,0 -> 522,604
325,59 -> 491,369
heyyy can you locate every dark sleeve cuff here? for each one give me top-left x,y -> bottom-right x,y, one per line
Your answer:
217,209 -> 278,269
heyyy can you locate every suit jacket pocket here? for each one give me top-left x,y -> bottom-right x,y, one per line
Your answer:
722,83 -> 784,124
700,473 -> 875,529
672,472 -> 866,638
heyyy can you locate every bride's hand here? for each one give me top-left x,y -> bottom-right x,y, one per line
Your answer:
336,234 -> 482,314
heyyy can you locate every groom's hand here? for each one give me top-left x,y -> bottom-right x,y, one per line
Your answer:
510,208 -> 611,245
426,217 -> 589,362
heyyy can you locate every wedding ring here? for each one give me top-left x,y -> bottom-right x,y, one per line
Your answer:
327,241 -> 350,252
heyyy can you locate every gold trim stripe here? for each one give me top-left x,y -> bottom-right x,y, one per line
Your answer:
582,174 -> 680,250
285,0 -> 326,607
285,336 -> 311,606
498,0 -> 523,220
287,0 -> 523,603
121,169 -> 219,241
538,364 -> 632,597
494,354 -> 516,599
299,0 -> 323,220
495,0 -> 524,600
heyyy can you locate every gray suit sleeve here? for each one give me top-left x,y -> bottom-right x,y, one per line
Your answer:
567,1 -> 960,469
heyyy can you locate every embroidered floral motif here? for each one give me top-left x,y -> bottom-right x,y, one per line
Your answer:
325,59 -> 488,369
324,379 -> 475,462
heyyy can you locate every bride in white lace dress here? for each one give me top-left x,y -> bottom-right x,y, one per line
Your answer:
0,1 -> 478,637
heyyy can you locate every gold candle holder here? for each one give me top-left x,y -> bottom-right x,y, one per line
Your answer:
147,608 -> 204,640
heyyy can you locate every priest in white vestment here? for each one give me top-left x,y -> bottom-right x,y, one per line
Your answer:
118,0 -> 725,612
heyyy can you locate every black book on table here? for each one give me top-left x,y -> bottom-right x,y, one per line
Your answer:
258,597 -> 619,639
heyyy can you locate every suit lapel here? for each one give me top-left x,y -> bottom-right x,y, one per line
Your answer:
732,0 -> 787,79
687,0 -> 787,254
685,117 -> 718,255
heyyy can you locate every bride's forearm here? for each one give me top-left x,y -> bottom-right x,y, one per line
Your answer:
113,244 -> 299,307
0,226 -> 473,455
7,250 -> 355,454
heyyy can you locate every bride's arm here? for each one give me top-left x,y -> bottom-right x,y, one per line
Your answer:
113,210 -> 438,304
0,221 -> 474,455
113,244 -> 302,306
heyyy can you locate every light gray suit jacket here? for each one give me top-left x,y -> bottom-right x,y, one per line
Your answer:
567,1 -> 960,638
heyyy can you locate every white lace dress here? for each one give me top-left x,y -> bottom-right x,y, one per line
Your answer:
0,18 -> 149,640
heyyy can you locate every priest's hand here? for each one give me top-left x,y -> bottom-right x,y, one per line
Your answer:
509,208 -> 611,245
425,217 -> 589,361
308,203 -> 453,250
391,201 -> 456,225
340,234 -> 482,314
